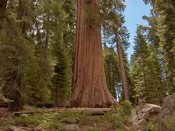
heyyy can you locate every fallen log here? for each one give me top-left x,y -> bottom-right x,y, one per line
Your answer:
13,108 -> 59,117
13,108 -> 114,117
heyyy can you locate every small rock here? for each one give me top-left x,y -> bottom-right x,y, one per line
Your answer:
65,124 -> 80,131
159,94 -> 175,131
61,118 -> 78,124
34,126 -> 44,131
138,112 -> 149,120
111,113 -> 120,117
137,119 -> 147,125
131,113 -> 138,122
131,103 -> 161,130
9,126 -> 32,131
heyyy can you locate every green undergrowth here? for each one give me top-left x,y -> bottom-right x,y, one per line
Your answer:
163,115 -> 175,131
106,100 -> 133,131
2,101 -> 133,131
13,111 -> 87,130
140,121 -> 158,131
0,118 -> 11,126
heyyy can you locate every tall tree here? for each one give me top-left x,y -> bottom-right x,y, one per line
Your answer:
143,0 -> 175,94
0,0 -> 37,111
101,0 -> 130,100
8,0 -> 36,111
50,0 -> 72,106
115,29 -> 129,100
104,45 -> 120,98
67,0 -> 116,108
155,0 -> 175,94
131,27 -> 164,105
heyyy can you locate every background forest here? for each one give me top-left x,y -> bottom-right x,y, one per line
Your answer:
0,0 -> 175,111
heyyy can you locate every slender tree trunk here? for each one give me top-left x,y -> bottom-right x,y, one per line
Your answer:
55,89 -> 58,106
8,0 -> 26,111
142,60 -> 148,103
115,30 -> 129,100
17,0 -> 26,33
67,0 -> 117,108
0,0 -> 7,30
8,61 -> 22,111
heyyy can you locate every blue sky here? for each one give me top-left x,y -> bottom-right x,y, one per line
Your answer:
124,0 -> 152,59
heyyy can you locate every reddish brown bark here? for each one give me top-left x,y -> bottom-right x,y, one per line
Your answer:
67,0 -> 117,108
115,31 -> 129,100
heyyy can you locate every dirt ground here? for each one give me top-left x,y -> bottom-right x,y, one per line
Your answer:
0,107 -> 132,131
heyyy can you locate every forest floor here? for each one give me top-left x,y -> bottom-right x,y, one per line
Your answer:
0,105 -> 134,131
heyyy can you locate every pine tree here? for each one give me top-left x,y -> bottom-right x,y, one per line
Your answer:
131,27 -> 164,105
47,0 -> 76,107
104,46 -> 120,98
0,0 -> 37,110
52,40 -> 70,106
101,0 -> 130,100
155,0 -> 175,94
143,0 -> 175,95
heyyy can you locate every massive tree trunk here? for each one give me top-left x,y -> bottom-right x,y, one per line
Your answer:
67,0 -> 117,108
115,30 -> 129,100
0,0 -> 8,30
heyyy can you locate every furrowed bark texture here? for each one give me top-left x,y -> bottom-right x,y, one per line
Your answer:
67,0 -> 117,108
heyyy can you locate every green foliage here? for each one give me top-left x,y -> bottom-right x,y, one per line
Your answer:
14,113 -> 65,130
14,114 -> 41,127
104,46 -> 120,98
141,0 -> 175,103
101,0 -> 130,49
52,111 -> 88,122
101,0 -> 130,101
48,0 -> 75,106
47,122 -> 65,131
0,0 -> 76,109
0,1 -> 37,109
163,115 -> 175,131
130,27 -> 164,105
106,101 -> 132,130
120,100 -> 132,115
86,4 -> 100,27
155,0 -> 175,94
108,112 -> 130,130
140,121 -> 158,131
13,111 -> 88,130
11,108 -> 133,131
52,44 -> 71,106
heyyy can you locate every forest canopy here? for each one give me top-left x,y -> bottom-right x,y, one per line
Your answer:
0,0 -> 174,111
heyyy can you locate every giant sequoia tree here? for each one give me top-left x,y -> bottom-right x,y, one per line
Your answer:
67,0 -> 116,108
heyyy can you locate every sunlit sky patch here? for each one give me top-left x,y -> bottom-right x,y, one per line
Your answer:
124,0 -> 152,60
